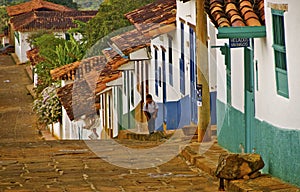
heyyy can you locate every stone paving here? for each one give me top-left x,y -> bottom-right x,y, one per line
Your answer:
1,55 -> 299,192
0,55 -> 219,191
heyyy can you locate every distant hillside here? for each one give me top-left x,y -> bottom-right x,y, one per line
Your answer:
0,0 -> 102,10
74,0 -> 103,10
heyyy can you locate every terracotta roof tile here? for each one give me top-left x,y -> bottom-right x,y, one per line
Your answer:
10,10 -> 97,32
55,52 -> 122,120
57,80 -> 99,121
205,0 -> 265,28
26,48 -> 44,66
6,0 -> 75,17
50,56 -> 107,81
102,48 -> 130,70
54,46 -> 131,120
110,29 -> 151,55
125,0 -> 176,37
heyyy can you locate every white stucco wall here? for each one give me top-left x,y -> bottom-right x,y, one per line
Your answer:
177,0 -> 196,26
208,21 -> 218,93
150,31 -> 182,103
254,0 -> 300,129
15,32 -> 31,63
1,36 -> 9,47
62,106 -> 72,139
214,0 -> 300,130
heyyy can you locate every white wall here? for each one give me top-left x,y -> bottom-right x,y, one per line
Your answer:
15,32 -> 31,63
62,106 -> 72,139
254,0 -> 300,129
214,0 -> 300,129
150,31 -> 182,103
1,36 -> 9,47
208,21 -> 218,93
177,0 -> 196,26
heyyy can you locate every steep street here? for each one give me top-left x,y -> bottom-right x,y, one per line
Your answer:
0,55 -> 219,191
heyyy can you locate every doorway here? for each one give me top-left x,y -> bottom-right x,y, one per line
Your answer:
244,44 -> 255,153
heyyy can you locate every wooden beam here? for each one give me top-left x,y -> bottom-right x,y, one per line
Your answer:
196,0 -> 211,142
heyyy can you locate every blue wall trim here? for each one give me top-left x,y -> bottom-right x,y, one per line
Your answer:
155,93 -> 218,130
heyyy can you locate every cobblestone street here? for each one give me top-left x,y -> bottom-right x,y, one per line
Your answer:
0,55 -> 219,191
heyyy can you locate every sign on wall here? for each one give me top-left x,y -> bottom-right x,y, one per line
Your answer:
196,84 -> 202,107
229,38 -> 250,48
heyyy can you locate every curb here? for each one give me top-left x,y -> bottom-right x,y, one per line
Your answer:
180,142 -> 300,191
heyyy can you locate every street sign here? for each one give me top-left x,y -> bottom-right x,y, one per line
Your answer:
229,38 -> 250,48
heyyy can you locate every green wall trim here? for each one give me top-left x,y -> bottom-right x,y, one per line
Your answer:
217,100 -> 300,187
217,26 -> 266,39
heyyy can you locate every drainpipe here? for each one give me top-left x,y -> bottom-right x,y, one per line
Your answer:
196,0 -> 211,142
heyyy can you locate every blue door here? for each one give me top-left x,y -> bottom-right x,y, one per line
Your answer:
180,22 -> 185,95
162,50 -> 167,123
190,27 -> 197,123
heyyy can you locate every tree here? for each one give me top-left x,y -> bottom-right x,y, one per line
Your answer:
31,33 -> 85,93
46,0 -> 78,10
73,0 -> 103,10
82,0 -> 155,48
31,32 -> 86,126
0,7 -> 9,35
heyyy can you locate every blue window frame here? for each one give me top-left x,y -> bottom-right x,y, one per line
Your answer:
180,21 -> 185,94
161,50 -> 166,87
155,48 -> 159,96
272,9 -> 289,98
168,37 -> 173,86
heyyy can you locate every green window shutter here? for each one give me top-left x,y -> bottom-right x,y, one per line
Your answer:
271,9 -> 289,98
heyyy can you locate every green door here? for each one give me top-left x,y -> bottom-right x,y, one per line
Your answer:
244,45 -> 255,153
117,87 -> 124,130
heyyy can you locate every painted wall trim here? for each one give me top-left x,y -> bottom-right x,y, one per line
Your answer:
217,26 -> 266,39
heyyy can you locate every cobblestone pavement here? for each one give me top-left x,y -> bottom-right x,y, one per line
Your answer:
0,140 -> 219,192
0,55 -> 219,191
0,55 -> 38,142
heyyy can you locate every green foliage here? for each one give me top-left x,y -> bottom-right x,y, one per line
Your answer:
46,0 -> 78,9
0,7 -> 9,33
74,0 -> 103,10
32,33 -> 86,125
33,85 -> 62,125
82,0 -> 155,48
32,33 -> 85,93
26,30 -> 52,48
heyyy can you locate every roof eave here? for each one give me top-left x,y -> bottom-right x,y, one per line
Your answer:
146,23 -> 176,38
217,26 -> 266,39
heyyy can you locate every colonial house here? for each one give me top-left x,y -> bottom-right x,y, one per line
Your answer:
9,10 -> 97,64
93,49 -> 127,139
205,0 -> 299,187
123,0 -> 217,132
51,50 -> 129,139
6,0 -> 97,64
109,29 -> 151,133
0,32 -> 9,47
6,0 -> 73,62
50,56 -> 107,139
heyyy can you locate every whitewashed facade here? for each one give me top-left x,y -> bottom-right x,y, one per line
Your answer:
212,0 -> 300,187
